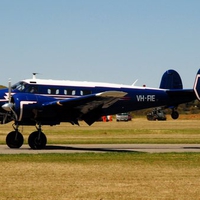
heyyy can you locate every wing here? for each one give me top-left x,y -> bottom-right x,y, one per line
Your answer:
42,91 -> 127,125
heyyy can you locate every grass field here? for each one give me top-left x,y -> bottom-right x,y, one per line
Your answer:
0,153 -> 200,199
0,115 -> 200,199
1,115 -> 200,145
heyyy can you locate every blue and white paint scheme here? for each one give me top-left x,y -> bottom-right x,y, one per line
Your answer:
0,69 -> 200,149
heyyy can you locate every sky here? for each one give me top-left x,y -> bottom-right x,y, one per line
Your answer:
0,0 -> 200,88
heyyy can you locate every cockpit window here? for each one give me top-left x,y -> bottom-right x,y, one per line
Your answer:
11,81 -> 27,92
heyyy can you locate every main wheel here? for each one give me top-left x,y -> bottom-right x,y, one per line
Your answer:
171,111 -> 179,119
6,131 -> 24,148
28,131 -> 47,149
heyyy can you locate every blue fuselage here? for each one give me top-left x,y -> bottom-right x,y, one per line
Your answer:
0,80 -> 196,126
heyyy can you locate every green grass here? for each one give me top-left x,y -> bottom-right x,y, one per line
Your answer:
0,152 -> 199,166
1,119 -> 200,144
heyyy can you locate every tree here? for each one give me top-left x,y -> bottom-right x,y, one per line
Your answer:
0,85 -> 6,89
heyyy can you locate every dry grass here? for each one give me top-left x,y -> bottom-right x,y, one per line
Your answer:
0,153 -> 200,200
0,115 -> 200,199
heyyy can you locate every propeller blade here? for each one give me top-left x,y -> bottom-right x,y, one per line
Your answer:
2,79 -> 13,112
8,79 -> 11,103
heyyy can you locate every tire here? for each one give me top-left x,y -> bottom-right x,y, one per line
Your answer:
171,111 -> 179,120
6,131 -> 24,148
28,131 -> 47,149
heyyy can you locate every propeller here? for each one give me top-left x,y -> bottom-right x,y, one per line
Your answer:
2,79 -> 14,112
1,79 -> 18,122
8,79 -> 11,103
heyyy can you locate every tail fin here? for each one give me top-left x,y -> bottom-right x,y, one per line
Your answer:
194,69 -> 200,101
160,69 -> 183,89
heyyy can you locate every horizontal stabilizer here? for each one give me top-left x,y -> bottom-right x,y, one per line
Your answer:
160,69 -> 183,89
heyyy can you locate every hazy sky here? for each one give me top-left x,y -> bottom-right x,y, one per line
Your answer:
0,0 -> 200,88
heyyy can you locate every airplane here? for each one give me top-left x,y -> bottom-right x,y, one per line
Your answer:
0,69 -> 200,150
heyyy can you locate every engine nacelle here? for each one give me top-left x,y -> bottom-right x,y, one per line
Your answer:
11,93 -> 39,123
10,93 -> 59,125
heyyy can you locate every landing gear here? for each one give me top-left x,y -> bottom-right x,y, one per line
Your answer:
6,123 -> 47,150
6,125 -> 24,148
171,109 -> 179,119
28,131 -> 47,149
28,124 -> 47,149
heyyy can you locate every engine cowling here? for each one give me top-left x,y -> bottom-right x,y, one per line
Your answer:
10,93 -> 60,125
11,93 -> 39,123
1,92 -> 65,125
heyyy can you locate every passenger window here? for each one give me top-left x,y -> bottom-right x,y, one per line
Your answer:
64,89 -> 76,95
47,89 -> 51,94
47,88 -> 59,94
72,90 -> 76,95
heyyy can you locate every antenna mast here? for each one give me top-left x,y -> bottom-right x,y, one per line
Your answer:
32,73 -> 38,79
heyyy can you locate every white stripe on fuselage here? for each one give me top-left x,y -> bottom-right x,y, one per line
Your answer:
23,78 -> 165,90
19,101 -> 37,121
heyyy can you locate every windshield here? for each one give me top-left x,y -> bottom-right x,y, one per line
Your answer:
11,81 -> 27,92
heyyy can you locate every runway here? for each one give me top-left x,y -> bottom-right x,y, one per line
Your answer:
0,144 -> 200,154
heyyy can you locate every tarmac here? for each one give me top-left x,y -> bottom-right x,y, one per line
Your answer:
0,144 -> 200,154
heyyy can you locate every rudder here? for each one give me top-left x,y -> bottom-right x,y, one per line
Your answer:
194,69 -> 200,101
160,69 -> 183,89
